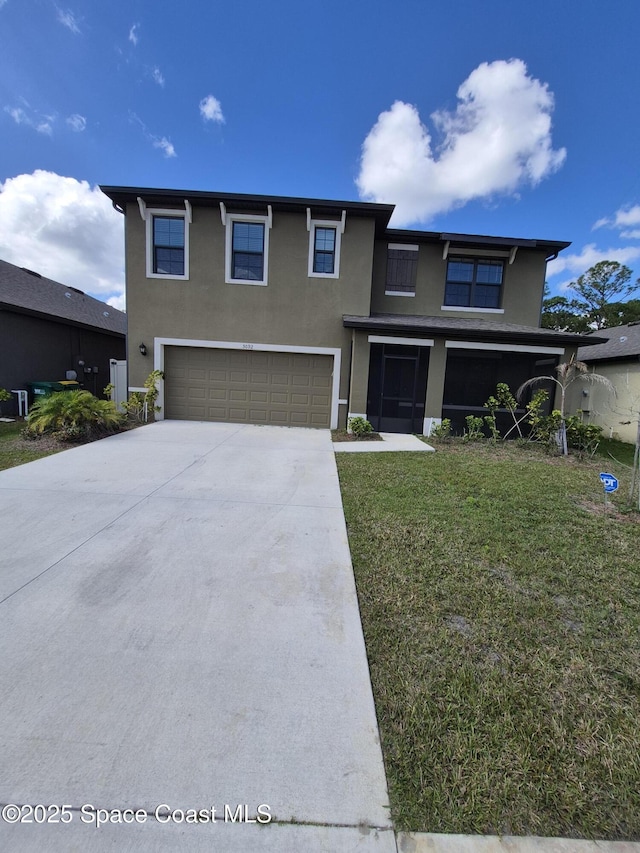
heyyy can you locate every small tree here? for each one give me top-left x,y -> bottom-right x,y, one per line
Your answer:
517,356 -> 614,455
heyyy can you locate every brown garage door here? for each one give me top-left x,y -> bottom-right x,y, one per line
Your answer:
164,346 -> 333,428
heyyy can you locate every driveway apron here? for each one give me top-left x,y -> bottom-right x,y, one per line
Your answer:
0,421 -> 394,851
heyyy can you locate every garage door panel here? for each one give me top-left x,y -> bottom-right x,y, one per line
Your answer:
164,347 -> 333,428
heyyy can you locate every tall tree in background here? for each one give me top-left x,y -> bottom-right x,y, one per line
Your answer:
568,261 -> 639,329
542,261 -> 640,331
541,291 -> 590,332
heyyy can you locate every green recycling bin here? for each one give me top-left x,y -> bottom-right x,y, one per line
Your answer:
28,380 -> 81,403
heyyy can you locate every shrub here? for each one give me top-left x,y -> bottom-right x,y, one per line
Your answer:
463,415 -> 485,442
565,415 -> 603,456
122,370 -> 164,422
0,387 -> 10,416
26,390 -> 124,441
122,391 -> 147,422
348,416 -> 374,438
430,418 -> 452,440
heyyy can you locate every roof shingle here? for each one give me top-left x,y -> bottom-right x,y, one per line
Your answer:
0,259 -> 126,336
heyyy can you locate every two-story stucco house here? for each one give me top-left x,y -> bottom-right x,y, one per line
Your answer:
101,185 -> 592,434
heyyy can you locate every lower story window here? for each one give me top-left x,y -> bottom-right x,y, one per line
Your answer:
444,258 -> 503,308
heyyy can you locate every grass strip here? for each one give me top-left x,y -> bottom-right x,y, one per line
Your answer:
337,442 -> 640,839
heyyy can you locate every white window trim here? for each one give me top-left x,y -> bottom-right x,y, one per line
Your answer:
386,291 -> 416,297
225,213 -> 271,286
146,208 -> 189,280
308,219 -> 342,279
441,305 -> 505,314
153,337 -> 342,429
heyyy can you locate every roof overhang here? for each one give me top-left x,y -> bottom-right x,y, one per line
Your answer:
343,314 -> 606,348
101,185 -> 395,234
384,228 -> 571,256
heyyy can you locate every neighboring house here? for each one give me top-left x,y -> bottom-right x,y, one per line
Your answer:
100,185 -> 599,434
0,259 -> 127,416
566,322 -> 640,444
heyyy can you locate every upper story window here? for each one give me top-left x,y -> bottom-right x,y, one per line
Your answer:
153,217 -> 185,275
386,244 -> 418,296
233,222 -> 264,280
444,257 -> 504,309
313,227 -> 336,274
308,217 -> 342,278
225,212 -> 270,286
145,208 -> 189,280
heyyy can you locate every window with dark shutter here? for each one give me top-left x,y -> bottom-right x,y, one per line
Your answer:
386,244 -> 418,295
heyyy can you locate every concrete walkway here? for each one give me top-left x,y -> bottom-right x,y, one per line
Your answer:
0,422 -> 394,851
333,433 -> 434,453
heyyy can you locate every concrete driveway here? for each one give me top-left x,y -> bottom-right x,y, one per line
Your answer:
0,422 -> 394,851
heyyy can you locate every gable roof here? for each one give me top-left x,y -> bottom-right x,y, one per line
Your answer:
0,259 -> 126,337
578,322 -> 640,362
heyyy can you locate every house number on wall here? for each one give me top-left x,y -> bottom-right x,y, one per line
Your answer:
242,343 -> 254,350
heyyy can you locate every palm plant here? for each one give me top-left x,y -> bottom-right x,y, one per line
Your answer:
517,356 -> 614,455
26,390 -> 124,439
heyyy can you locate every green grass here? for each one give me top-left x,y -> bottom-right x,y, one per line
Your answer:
337,441 -> 640,839
596,436 -> 636,468
0,421 -> 65,470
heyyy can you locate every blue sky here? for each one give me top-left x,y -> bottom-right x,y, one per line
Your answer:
1,0 -> 639,310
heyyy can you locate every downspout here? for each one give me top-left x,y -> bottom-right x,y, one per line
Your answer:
540,251 -> 560,322
112,201 -> 125,215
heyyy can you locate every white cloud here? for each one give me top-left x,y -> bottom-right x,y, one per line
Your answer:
152,67 -> 165,87
56,6 -> 80,34
66,113 -> 86,132
547,243 -> 640,280
594,204 -> 640,235
5,104 -> 54,135
107,293 -> 126,311
199,94 -> 225,124
356,59 -> 566,226
130,112 -> 177,158
0,171 -> 124,306
153,136 -> 176,158
129,23 -> 139,45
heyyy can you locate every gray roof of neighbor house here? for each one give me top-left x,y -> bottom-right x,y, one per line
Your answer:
0,259 -> 126,337
343,313 -> 607,347
578,322 -> 640,362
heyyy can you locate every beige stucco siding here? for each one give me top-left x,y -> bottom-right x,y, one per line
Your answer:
565,361 -> 639,444
124,204 -> 375,417
371,242 -> 548,327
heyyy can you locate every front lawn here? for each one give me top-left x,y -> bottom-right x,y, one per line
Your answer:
0,421 -> 65,470
337,442 -> 640,839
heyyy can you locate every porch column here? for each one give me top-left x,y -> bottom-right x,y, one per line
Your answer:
348,330 -> 371,421
424,338 -> 447,434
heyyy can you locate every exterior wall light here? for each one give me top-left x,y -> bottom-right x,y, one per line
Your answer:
139,343 -> 147,356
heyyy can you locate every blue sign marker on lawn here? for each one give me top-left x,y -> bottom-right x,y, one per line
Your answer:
599,473 -> 619,493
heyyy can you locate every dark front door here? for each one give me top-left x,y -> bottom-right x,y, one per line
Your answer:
367,343 -> 429,433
